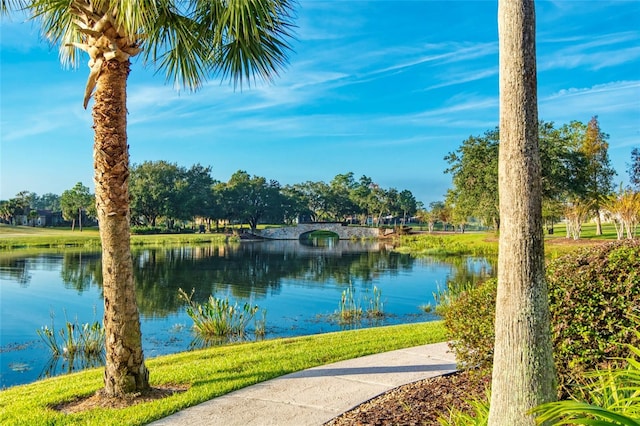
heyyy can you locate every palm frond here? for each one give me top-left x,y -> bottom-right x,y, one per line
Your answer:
533,400 -> 640,425
200,0 -> 296,88
1,0 -> 27,15
19,0 -> 295,92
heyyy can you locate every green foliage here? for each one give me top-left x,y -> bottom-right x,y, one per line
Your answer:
443,279 -> 496,372
444,128 -> 500,230
444,241 -> 640,395
438,391 -> 491,426
533,329 -> 640,425
547,240 -> 640,391
433,281 -> 478,317
178,288 -> 263,342
60,182 -> 94,229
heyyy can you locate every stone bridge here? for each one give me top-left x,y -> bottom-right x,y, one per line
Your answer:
249,222 -> 389,240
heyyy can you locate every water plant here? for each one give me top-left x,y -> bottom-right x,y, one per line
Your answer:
255,309 -> 267,339
338,285 -> 363,323
432,281 -> 477,317
178,288 -> 263,341
36,311 -> 105,359
336,284 -> 386,324
365,286 -> 384,318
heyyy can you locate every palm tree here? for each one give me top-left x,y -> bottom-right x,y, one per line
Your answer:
3,0 -> 294,396
488,0 -> 557,424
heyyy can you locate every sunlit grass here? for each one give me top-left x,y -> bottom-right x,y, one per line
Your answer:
0,321 -> 447,426
0,224 -> 229,249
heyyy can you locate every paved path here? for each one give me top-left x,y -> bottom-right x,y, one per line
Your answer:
149,341 -> 456,426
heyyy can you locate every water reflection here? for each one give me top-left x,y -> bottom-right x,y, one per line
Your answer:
40,352 -> 105,381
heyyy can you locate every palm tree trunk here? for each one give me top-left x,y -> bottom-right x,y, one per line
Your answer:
489,1 -> 556,424
93,59 -> 150,396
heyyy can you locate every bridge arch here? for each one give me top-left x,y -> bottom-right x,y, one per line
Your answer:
298,229 -> 340,241
250,223 -> 384,240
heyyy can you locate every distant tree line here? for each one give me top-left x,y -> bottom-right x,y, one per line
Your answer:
128,164 -> 420,232
440,116 -> 639,238
1,168 -> 420,233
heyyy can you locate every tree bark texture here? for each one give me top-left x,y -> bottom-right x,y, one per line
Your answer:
93,59 -> 150,396
489,1 -> 557,425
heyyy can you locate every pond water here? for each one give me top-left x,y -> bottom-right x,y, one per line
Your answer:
0,240 -> 494,388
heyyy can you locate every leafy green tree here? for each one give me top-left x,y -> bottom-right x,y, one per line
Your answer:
33,193 -> 61,212
225,171 -> 283,232
286,181 -> 333,221
0,193 -> 32,224
328,173 -> 360,222
397,189 -> 417,225
279,185 -> 311,224
581,116 -> 616,235
60,182 -> 94,231
445,129 -> 500,230
182,164 -> 216,226
538,121 -> 589,231
130,161 -> 183,227
4,0 -> 294,396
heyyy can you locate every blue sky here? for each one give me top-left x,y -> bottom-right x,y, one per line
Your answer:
1,1 -> 639,206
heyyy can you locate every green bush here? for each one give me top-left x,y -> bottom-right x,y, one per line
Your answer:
444,240 -> 640,393
444,278 -> 496,372
547,240 -> 640,391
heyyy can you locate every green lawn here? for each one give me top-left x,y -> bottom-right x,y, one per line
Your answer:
0,224 -> 230,249
0,322 -> 447,426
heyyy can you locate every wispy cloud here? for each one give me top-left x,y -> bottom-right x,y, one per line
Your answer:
540,31 -> 640,71
541,80 -> 640,114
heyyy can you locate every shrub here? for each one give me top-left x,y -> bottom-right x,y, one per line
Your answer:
443,278 -> 496,372
444,240 -> 640,394
547,240 -> 640,391
533,328 -> 640,424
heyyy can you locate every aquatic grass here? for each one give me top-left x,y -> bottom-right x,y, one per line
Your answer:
420,303 -> 433,313
36,312 -> 105,360
365,286 -> 385,318
338,285 -> 363,323
336,285 -> 386,324
36,324 -> 61,357
1,321 -> 447,425
432,281 -> 477,317
178,288 -> 263,341
254,309 -> 267,339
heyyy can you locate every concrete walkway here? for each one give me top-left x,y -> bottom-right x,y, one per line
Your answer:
149,341 -> 456,426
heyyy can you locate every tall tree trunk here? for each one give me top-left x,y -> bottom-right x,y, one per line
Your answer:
489,1 -> 557,425
93,59 -> 150,396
